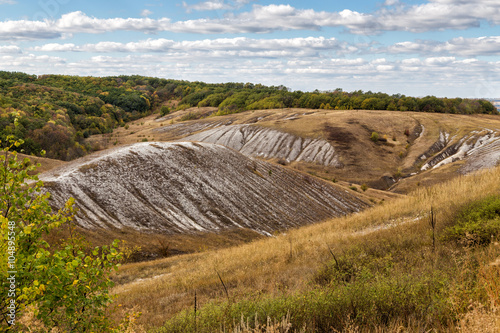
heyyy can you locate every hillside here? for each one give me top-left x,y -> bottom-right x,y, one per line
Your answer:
87,108 -> 500,194
39,141 -> 367,253
0,72 -> 495,161
110,163 -> 500,332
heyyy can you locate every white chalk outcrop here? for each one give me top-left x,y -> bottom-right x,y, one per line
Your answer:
421,130 -> 500,173
40,142 -> 366,234
181,124 -> 342,167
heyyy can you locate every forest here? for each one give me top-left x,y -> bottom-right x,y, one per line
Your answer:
0,71 -> 496,160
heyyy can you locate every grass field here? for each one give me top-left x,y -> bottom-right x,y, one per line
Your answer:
110,163 -> 500,332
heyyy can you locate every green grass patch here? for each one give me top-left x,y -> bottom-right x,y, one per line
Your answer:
444,195 -> 500,246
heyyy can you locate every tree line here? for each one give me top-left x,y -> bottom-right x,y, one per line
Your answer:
0,71 -> 496,161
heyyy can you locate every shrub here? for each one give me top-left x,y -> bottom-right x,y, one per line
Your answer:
160,105 -> 170,116
444,195 -> 500,246
370,132 -> 379,142
0,138 -> 123,332
176,104 -> 191,111
361,183 -> 368,192
180,111 -> 201,121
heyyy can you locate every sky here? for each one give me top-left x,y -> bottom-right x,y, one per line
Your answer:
0,0 -> 499,98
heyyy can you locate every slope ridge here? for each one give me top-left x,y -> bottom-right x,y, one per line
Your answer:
40,142 -> 366,234
181,124 -> 342,167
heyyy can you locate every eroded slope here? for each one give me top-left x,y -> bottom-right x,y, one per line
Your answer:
41,142 -> 367,234
87,109 -> 500,193
181,124 -> 342,167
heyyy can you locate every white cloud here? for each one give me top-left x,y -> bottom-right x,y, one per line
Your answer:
0,45 -> 21,53
140,9 -> 153,17
0,11 -> 172,41
0,1 -> 499,41
30,36 -> 353,58
384,0 -> 399,6
183,0 -> 229,13
182,0 -> 254,13
0,0 -> 16,4
4,50 -> 500,97
385,36 -> 500,57
0,54 -> 65,69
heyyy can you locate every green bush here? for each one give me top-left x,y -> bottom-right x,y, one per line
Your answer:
444,195 -> 500,246
370,132 -> 379,142
180,111 -> 202,121
160,105 -> 170,116
0,139 -> 123,332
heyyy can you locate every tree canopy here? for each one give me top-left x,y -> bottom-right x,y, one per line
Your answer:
0,71 -> 496,161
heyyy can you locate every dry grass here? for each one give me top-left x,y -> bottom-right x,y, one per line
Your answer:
85,109 -> 500,194
111,164 -> 500,330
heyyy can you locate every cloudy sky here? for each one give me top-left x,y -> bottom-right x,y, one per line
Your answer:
0,0 -> 499,98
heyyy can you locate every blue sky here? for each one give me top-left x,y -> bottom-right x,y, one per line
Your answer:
0,0 -> 499,98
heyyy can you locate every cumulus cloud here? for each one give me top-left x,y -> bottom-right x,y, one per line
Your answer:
1,1 -> 499,41
0,11 -> 172,41
140,9 -> 153,17
182,0 -> 254,13
171,1 -> 500,34
0,45 -> 21,53
183,0 -> 230,13
3,49 -> 499,97
385,36 -> 500,57
30,36 -> 354,58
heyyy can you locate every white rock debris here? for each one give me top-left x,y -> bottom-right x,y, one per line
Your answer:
421,130 -> 500,172
181,124 -> 342,167
40,142 -> 366,234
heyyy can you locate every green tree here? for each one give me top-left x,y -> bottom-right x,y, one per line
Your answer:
0,137 -> 122,332
160,105 -> 170,117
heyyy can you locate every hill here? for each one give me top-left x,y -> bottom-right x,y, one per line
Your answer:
39,141 -> 367,256
110,163 -> 500,332
88,108 -> 500,194
0,71 -> 495,161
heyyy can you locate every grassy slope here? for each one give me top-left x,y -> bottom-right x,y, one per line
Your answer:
29,108 -> 494,259
86,109 -> 500,192
111,164 -> 500,331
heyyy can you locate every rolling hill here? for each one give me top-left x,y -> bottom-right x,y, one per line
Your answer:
87,108 -> 500,192
40,141 -> 367,251
24,105 -> 500,332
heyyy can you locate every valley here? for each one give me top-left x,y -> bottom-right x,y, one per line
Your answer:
5,91 -> 500,331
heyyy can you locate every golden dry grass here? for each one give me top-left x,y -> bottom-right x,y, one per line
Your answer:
111,164 -> 500,330
86,109 -> 500,195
